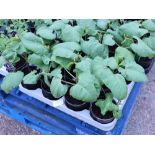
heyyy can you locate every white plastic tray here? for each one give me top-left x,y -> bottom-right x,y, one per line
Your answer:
19,82 -> 134,131
0,66 -> 135,131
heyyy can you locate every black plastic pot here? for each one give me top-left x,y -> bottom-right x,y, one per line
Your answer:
21,65 -> 41,90
41,80 -> 60,100
126,80 -> 131,85
90,103 -> 115,124
64,90 -> 90,111
136,57 -> 155,74
21,81 -> 38,90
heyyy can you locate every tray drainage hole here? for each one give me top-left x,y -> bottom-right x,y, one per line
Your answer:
24,119 -> 30,124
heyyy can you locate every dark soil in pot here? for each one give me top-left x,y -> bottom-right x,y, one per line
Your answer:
90,102 -> 115,124
101,85 -> 111,94
62,66 -> 76,84
108,45 -> 118,57
14,55 -> 27,71
41,79 -> 60,100
23,65 -> 40,75
64,90 -> 90,111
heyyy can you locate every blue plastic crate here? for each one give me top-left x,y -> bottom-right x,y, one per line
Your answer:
0,75 -> 142,135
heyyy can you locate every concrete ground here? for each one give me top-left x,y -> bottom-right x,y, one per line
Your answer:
0,64 -> 154,135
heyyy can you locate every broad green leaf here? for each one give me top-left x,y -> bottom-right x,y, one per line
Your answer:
51,56 -> 74,69
36,26 -> 56,40
2,50 -> 19,64
96,19 -> 110,30
23,71 -> 40,84
103,57 -> 118,70
52,42 -> 81,51
119,21 -> 148,38
143,36 -> 155,50
96,93 -> 121,118
81,37 -> 107,58
61,25 -> 81,42
121,37 -> 134,47
21,32 -> 48,55
50,67 -> 62,78
92,57 -> 127,100
115,47 -> 135,63
1,71 -> 24,94
50,77 -> 68,98
28,54 -> 44,66
52,47 -> 77,59
118,61 -> 148,82
142,19 -> 155,32
76,19 -> 97,35
70,73 -> 100,102
49,20 -> 66,30
0,56 -> 6,68
107,29 -> 124,44
76,57 -> 92,73
42,55 -> 51,65
130,36 -> 155,58
0,37 -> 9,51
103,34 -> 115,46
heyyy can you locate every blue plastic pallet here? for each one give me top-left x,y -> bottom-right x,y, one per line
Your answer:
0,75 -> 142,135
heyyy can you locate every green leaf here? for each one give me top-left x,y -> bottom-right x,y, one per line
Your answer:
115,47 -> 135,63
96,93 -> 121,119
51,56 -> 74,69
50,67 -> 62,78
49,20 -> 66,30
142,19 -> 155,32
61,25 -> 81,42
81,37 -> 107,58
119,21 -> 148,38
36,26 -> 56,40
52,42 -> 81,51
1,71 -> 24,94
103,34 -> 115,46
130,36 -> 155,58
42,55 -> 51,65
107,29 -> 124,44
23,71 -> 40,84
96,19 -> 110,30
103,57 -> 118,70
2,50 -> 19,64
70,73 -> 100,102
52,47 -> 77,60
50,77 -> 68,98
118,61 -> 148,82
20,32 -> 48,55
143,36 -> 155,50
28,54 -> 44,66
76,57 -> 92,73
92,57 -> 127,100
76,19 -> 97,35
0,56 -> 6,68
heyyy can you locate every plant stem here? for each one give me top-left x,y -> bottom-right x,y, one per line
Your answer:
61,80 -> 75,85
64,68 -> 76,80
